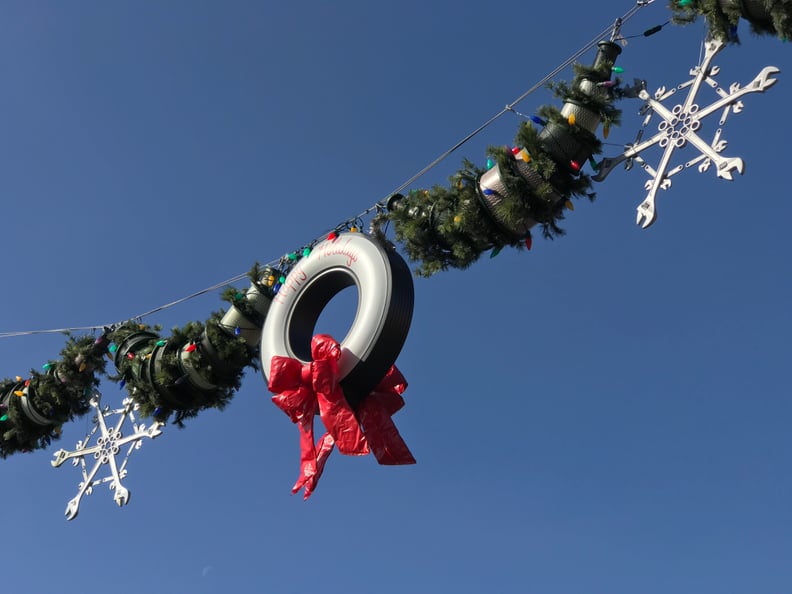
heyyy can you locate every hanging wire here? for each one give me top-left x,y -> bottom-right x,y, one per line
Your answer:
0,1 -> 658,340
379,1 -> 654,202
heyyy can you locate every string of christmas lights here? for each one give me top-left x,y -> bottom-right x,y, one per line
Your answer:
0,3 -> 656,341
3,0 -> 786,458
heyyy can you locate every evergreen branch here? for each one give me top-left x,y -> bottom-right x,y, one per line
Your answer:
387,43 -> 619,276
668,0 -> 792,42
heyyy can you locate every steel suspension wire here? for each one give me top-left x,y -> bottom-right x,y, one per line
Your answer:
0,1 -> 658,340
379,0 -> 655,202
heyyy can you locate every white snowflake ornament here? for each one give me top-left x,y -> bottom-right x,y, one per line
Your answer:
51,391 -> 163,520
594,38 -> 779,228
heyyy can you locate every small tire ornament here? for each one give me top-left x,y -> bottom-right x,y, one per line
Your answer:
261,233 -> 414,407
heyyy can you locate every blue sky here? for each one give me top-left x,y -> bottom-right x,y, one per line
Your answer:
1,2 -> 791,593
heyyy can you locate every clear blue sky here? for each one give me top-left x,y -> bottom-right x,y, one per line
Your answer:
2,2 -> 790,593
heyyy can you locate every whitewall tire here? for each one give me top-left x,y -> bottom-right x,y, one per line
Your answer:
261,233 -> 414,407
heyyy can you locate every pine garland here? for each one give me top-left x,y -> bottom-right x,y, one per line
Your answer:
2,16 -> 790,459
0,264 -> 277,457
386,48 -> 620,277
669,0 -> 792,42
0,334 -> 109,457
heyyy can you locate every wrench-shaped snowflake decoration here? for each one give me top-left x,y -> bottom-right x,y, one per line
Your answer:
51,391 -> 163,520
594,38 -> 779,228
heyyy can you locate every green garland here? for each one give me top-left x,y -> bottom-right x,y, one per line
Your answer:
0,264 -> 277,457
386,52 -> 619,277
109,265 -> 275,426
2,16 -> 790,459
669,0 -> 792,42
0,334 -> 109,457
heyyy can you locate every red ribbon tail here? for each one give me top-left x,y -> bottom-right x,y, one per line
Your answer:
293,433 -> 335,500
290,415 -> 318,496
357,392 -> 415,465
316,384 -> 368,456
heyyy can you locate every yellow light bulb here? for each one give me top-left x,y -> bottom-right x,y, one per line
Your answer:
568,113 -> 576,126
565,200 -> 575,210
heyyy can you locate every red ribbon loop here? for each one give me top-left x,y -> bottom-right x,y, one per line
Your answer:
269,334 -> 414,499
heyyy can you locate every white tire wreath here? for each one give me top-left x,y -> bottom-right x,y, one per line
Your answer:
260,233 -> 414,407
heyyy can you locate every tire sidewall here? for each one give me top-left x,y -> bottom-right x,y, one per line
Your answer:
261,234 -> 403,391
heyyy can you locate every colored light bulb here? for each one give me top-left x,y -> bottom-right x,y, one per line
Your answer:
490,246 -> 502,258
279,275 -> 286,284
127,352 -> 135,359
42,363 -> 51,370
568,113 -> 576,126
14,390 -> 24,397
0,415 -> 7,422
287,252 -> 298,261
109,344 -> 118,353
78,362 -> 87,372
119,380 -> 126,389
565,200 -> 575,211
530,115 -> 547,126
156,340 -> 167,347
234,292 -> 244,300
185,344 -> 197,353
234,327 -> 241,335
453,215 -> 462,224
327,231 -> 338,241
570,160 -> 581,172
612,66 -> 624,74
525,236 -> 533,250
483,188 -> 494,196
603,121 -> 610,139
303,247 -> 311,257
486,159 -> 494,169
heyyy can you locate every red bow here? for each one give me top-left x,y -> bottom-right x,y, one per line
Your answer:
268,334 -> 414,499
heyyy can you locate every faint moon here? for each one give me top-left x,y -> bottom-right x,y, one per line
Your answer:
202,565 -> 213,578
